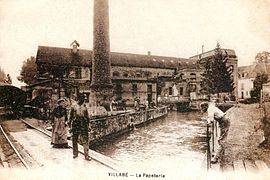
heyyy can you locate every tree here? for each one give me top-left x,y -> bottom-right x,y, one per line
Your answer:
200,58 -> 214,97
18,56 -> 38,85
250,73 -> 268,101
200,43 -> 234,98
0,67 -> 12,84
255,51 -> 270,63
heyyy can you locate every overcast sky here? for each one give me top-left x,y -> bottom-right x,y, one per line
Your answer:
0,0 -> 270,87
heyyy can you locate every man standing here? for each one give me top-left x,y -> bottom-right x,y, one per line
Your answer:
202,102 -> 230,163
69,94 -> 90,160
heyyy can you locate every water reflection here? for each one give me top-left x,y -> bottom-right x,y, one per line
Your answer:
94,111 -> 207,169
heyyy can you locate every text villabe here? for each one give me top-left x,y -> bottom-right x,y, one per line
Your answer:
108,172 -> 165,178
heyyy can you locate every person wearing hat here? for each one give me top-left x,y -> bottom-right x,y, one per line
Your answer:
51,98 -> 69,148
201,101 -> 230,164
69,93 -> 90,160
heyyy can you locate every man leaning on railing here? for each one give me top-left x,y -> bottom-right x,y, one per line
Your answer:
201,101 -> 231,164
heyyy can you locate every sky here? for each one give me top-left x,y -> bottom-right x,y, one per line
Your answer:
0,0 -> 270,87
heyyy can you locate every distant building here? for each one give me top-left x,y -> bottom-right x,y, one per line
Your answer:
238,65 -> 254,99
35,45 -> 199,107
238,61 -> 270,100
31,43 -> 238,109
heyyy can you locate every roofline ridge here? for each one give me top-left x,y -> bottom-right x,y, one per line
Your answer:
189,48 -> 236,58
37,45 -> 193,60
38,45 -> 91,52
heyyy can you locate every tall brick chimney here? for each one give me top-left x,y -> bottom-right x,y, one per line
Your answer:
90,0 -> 113,110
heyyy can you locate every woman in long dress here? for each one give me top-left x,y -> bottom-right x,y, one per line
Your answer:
51,99 -> 68,148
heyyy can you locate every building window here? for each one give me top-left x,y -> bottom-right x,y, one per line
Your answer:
169,87 -> 173,95
180,87 -> 184,95
242,73 -> 245,78
190,73 -> 196,80
246,91 -> 249,96
75,68 -> 81,79
136,72 -> 141,78
113,71 -> 120,77
83,68 -> 90,79
180,73 -> 185,80
241,83 -> 244,90
147,84 -> 152,93
123,72 -> 129,78
132,84 -> 137,95
115,83 -> 122,97
145,71 -> 151,78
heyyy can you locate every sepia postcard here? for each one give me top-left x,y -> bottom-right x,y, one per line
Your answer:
1,0 -> 270,179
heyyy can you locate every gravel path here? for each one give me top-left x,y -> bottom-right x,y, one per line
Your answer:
222,104 -> 270,169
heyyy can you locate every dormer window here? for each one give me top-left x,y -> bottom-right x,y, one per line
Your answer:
70,40 -> 80,53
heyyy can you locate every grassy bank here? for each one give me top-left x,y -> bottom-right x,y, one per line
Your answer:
222,104 -> 270,170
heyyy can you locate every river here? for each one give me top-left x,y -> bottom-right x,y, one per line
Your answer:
95,111 -> 207,176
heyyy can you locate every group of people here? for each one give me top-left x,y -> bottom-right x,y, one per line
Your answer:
50,94 -> 91,160
110,98 -> 127,111
134,97 -> 155,111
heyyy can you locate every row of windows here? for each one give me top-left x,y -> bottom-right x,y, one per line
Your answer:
115,84 -> 153,94
124,84 -> 196,97
168,87 -> 184,96
177,73 -> 197,80
112,70 -> 172,78
238,73 -> 247,78
69,68 -> 89,79
68,68 -> 198,80
113,71 -> 198,80
240,91 -> 249,98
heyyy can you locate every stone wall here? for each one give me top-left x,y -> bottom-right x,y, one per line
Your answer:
89,106 -> 168,144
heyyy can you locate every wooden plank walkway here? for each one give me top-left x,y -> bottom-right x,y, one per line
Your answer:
209,159 -> 269,173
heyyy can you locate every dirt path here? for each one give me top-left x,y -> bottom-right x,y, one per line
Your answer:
222,104 -> 270,170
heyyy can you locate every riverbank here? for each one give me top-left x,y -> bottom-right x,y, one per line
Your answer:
222,103 -> 270,170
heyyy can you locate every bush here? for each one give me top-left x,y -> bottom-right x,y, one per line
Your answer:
239,98 -> 258,104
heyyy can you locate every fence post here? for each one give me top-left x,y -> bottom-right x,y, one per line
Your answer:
206,123 -> 211,170
212,121 -> 215,152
